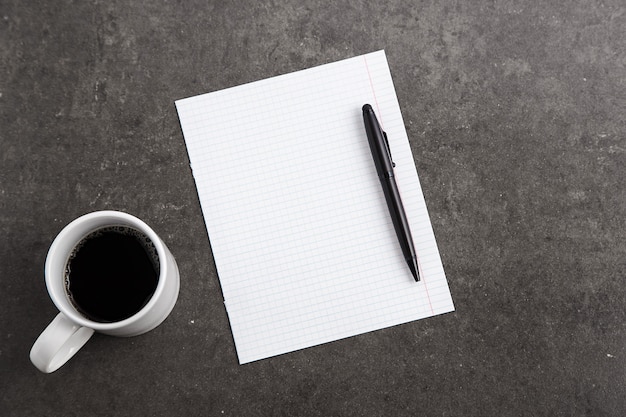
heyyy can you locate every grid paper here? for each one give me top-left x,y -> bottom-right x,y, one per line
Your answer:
175,50 -> 454,364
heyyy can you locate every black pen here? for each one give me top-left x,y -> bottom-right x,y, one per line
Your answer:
362,104 -> 420,281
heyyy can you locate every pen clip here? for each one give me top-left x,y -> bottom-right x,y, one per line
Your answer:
383,131 -> 396,168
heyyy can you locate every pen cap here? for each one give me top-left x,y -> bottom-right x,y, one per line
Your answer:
362,104 -> 394,176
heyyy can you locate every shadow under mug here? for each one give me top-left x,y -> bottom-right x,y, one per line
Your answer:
30,211 -> 180,373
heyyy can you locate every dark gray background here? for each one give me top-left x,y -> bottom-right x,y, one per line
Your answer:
1,1 -> 625,415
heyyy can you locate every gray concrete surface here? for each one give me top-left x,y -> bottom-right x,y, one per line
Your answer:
1,0 -> 625,415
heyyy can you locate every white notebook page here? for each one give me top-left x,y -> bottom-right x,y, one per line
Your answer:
176,50 -> 454,364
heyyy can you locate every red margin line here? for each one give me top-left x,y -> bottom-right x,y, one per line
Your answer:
363,54 -> 433,314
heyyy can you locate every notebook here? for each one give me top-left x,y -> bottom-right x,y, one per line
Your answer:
175,50 -> 454,364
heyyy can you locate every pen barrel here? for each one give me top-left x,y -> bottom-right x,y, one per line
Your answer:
380,176 -> 418,270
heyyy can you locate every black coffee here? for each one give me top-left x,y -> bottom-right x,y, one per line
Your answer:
65,226 -> 160,323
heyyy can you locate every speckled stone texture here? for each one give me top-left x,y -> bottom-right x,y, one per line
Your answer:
1,1 -> 625,416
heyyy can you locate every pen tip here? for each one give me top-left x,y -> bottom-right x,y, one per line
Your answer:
362,104 -> 373,112
409,257 -> 420,282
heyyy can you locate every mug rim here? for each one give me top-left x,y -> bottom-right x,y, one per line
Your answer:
44,210 -> 169,331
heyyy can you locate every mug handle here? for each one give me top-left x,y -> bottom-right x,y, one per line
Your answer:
30,313 -> 94,373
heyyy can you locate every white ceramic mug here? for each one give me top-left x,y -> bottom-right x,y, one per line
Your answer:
30,211 -> 180,373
